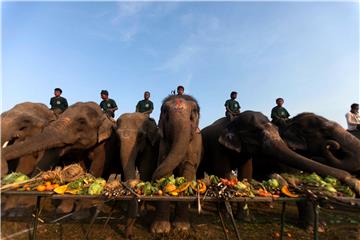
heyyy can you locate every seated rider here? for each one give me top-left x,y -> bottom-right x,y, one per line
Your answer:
50,88 -> 68,116
271,97 -> 290,128
345,103 -> 360,139
225,91 -> 241,120
99,90 -> 118,118
136,91 -> 154,117
177,85 -> 185,95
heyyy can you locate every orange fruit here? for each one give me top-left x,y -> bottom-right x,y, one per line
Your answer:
36,185 -> 46,192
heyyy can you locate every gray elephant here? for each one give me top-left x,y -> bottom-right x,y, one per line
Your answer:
2,102 -> 118,213
199,111 -> 360,228
151,95 -> 202,233
116,112 -> 159,238
1,102 -> 57,176
1,102 -> 57,214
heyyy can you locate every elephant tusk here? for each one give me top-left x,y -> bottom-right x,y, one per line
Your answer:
2,141 -> 9,148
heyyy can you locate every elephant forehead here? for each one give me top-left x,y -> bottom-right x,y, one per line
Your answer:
173,99 -> 187,110
117,129 -> 139,138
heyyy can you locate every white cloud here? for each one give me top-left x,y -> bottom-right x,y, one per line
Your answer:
155,45 -> 200,72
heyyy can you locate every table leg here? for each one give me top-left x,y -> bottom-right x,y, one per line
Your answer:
217,203 -> 229,240
31,196 -> 41,240
103,200 -> 118,229
84,205 -> 101,239
280,201 -> 286,240
313,204 -> 319,240
224,201 -> 242,240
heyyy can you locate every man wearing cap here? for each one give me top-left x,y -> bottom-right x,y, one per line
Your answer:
271,97 -> 290,128
225,91 -> 241,120
50,88 -> 68,116
100,90 -> 118,118
136,91 -> 154,116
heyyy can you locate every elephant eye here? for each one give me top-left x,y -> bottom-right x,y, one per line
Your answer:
19,126 -> 27,131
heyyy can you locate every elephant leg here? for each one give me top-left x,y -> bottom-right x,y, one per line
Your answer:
56,199 -> 75,214
16,154 -> 40,175
32,149 -> 61,177
71,200 -> 93,220
151,140 -> 171,233
236,158 -> 255,222
88,143 -> 106,177
296,201 -> 325,232
173,161 -> 197,231
125,199 -> 138,238
150,202 -> 171,233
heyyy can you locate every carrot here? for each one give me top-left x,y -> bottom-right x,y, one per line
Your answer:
281,186 -> 299,198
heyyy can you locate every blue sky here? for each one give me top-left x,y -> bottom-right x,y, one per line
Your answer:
2,2 -> 359,128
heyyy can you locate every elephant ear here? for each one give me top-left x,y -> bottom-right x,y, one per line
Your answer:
282,125 -> 308,151
219,131 -> 242,153
98,115 -> 115,143
145,119 -> 159,146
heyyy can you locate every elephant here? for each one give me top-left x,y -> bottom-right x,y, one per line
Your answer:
2,102 -> 119,214
280,112 -> 360,174
150,95 -> 202,234
1,102 -> 57,215
1,102 -> 57,176
115,112 -> 159,238
198,111 -> 360,228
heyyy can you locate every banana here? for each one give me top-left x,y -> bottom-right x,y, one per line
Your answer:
174,182 -> 191,193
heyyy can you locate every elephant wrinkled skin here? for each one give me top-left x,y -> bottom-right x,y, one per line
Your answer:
2,102 -> 118,214
116,112 -> 159,238
1,102 -> 57,176
151,95 -> 202,234
199,111 -> 360,227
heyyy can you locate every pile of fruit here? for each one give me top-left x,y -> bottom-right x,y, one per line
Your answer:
103,175 -> 207,198
1,164 -> 106,196
1,167 -> 356,199
281,172 -> 355,198
103,175 -> 300,199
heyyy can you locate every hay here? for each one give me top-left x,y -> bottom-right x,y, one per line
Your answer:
60,164 -> 85,182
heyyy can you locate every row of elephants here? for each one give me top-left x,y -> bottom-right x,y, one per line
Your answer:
2,95 -> 360,236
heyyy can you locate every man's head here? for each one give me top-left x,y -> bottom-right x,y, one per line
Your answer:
230,91 -> 237,100
351,103 -> 359,114
276,98 -> 284,107
177,86 -> 184,95
54,88 -> 62,97
101,90 -> 109,100
144,91 -> 150,100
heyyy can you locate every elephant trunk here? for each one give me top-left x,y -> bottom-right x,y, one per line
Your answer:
265,136 -> 360,195
120,140 -> 139,180
152,121 -> 191,180
2,132 -> 65,161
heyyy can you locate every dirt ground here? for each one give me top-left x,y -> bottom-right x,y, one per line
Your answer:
1,197 -> 360,240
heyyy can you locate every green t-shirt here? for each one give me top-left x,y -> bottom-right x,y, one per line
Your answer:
50,96 -> 68,112
225,99 -> 240,113
271,106 -> 290,120
100,99 -> 117,117
136,100 -> 154,113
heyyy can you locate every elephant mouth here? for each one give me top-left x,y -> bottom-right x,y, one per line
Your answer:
2,137 -> 20,149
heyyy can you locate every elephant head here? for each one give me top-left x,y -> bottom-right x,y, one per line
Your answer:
2,102 -> 115,164
218,111 -> 360,195
116,113 -> 159,180
1,102 -> 56,175
281,113 -> 360,173
152,95 -> 200,180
